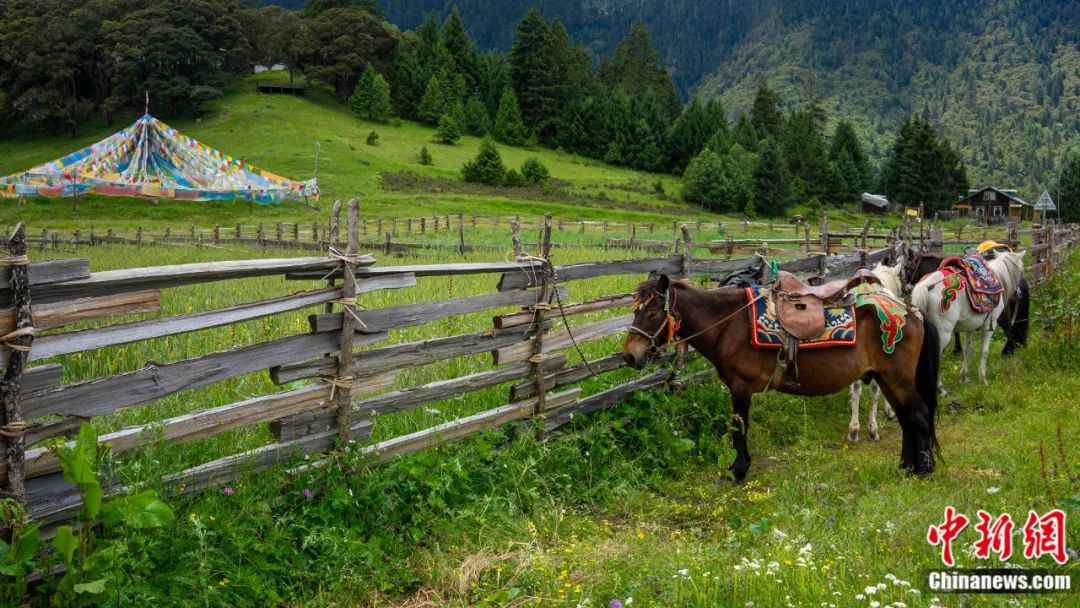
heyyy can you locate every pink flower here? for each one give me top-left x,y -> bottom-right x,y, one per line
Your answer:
223,486 -> 234,496
611,600 -> 623,608
302,488 -> 314,500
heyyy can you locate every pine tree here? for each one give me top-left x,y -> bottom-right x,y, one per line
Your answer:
733,113 -> 758,152
493,86 -> 527,145
461,138 -> 506,185
436,110 -> 462,145
829,120 -> 872,200
441,6 -> 480,95
1058,148 -> 1080,223
349,65 -> 393,123
599,22 -> 681,122
509,9 -> 554,132
782,108 -> 829,200
753,139 -> 793,217
463,95 -> 490,136
667,98 -> 728,174
417,74 -> 448,124
390,43 -> 426,120
750,84 -> 783,141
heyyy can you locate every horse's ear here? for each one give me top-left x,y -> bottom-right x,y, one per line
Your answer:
1016,250 -> 1027,261
657,274 -> 670,292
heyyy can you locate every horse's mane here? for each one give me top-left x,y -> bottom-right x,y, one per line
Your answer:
988,251 -> 1025,298
872,259 -> 905,298
633,276 -> 689,300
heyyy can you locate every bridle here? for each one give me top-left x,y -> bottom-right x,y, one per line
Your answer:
628,286 -> 681,356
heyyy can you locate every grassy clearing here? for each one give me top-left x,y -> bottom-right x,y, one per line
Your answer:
13,238 -> 1075,606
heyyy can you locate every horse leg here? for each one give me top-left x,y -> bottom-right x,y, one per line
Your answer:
878,382 -> 934,474
728,390 -> 753,481
848,383 -> 861,442
876,383 -> 895,421
958,331 -> 973,384
868,383 -> 881,441
978,326 -> 994,385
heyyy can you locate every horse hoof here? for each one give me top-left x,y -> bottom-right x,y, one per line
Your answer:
847,428 -> 860,442
869,430 -> 880,442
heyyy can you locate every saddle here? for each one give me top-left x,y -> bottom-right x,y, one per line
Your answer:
774,268 -> 879,339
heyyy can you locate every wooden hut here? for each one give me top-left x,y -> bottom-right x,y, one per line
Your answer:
952,187 -> 1033,224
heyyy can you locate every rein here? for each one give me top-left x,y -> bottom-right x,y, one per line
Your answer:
631,286 -> 765,355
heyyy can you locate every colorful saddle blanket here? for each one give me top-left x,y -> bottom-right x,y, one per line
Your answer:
938,255 -> 1003,314
746,286 -> 856,349
851,282 -> 908,354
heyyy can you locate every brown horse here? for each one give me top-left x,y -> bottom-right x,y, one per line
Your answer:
623,274 -> 941,480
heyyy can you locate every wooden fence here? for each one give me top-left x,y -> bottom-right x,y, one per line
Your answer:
14,211 -> 1018,259
1,205 -> 1076,530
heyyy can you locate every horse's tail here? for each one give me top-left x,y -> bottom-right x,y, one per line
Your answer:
1001,276 -> 1030,355
916,320 -> 942,461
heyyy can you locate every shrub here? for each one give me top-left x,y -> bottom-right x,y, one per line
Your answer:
520,157 -> 550,184
493,87 -> 527,146
436,112 -> 461,145
462,138 -> 506,185
463,95 -> 491,136
503,168 -> 526,187
366,131 -> 379,146
349,65 -> 393,123
417,146 -> 433,165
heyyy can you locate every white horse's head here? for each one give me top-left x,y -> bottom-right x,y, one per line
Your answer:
988,250 -> 1026,297
872,257 -> 905,298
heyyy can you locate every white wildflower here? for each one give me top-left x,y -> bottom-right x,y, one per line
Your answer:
986,486 -> 1000,494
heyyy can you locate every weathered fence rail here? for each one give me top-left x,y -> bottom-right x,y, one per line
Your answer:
1,210 -> 1076,531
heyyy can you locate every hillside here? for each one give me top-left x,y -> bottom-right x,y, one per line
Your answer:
0,77 -> 699,229
377,0 -> 1080,198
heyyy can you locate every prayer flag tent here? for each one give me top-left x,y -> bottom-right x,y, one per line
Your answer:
0,114 -> 318,204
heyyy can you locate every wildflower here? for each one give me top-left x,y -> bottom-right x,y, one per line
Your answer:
677,568 -> 689,577
987,486 -> 1000,494
303,488 -> 314,500
218,579 -> 228,587
745,602 -> 754,608
610,600 -> 623,608
855,595 -> 865,601
865,585 -> 878,595
223,485 -> 235,496
870,602 -> 880,608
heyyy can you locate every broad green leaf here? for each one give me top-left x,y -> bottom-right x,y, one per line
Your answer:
73,578 -> 107,594
11,523 -> 40,563
102,490 -> 175,529
82,482 -> 103,521
53,526 -> 77,569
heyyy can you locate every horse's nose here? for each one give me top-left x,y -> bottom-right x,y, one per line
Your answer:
622,352 -> 638,367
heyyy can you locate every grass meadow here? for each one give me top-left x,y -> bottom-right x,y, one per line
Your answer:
7,235 -> 1074,607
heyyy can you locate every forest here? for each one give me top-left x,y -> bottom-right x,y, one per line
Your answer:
3,0 -> 1080,218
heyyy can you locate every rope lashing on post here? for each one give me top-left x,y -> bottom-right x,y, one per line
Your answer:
321,376 -> 355,401
0,255 -> 30,266
0,327 -> 34,352
319,247 -> 369,281
329,297 -> 367,329
0,420 -> 26,439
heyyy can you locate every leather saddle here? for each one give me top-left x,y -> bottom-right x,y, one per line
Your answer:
774,268 -> 879,340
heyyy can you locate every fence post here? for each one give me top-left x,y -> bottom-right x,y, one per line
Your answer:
421,217 -> 426,234
377,218 -> 383,238
89,227 -> 95,246
325,200 -> 342,316
334,199 -> 360,443
472,214 -> 477,229
819,210 -> 829,255
527,214 -> 554,425
680,224 -> 693,278
457,216 -> 466,256
1007,222 -> 1019,250
407,218 -> 413,234
189,225 -> 196,241
293,223 -> 299,242
235,224 -> 241,240
511,218 -> 523,258
630,223 -> 637,250
434,216 -> 440,232
860,219 -> 871,250
312,222 -> 319,247
0,224 -> 34,509
257,224 -> 265,246
803,224 -> 811,254
137,226 -> 143,246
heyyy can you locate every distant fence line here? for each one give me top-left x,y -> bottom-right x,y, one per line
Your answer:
0,201 -> 1074,532
12,211 -> 1019,259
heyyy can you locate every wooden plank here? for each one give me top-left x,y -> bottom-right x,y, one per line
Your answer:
360,388 -> 580,466
22,329 -> 387,423
358,356 -> 565,416
24,364 -> 62,396
30,288 -> 343,361
543,369 -> 673,432
287,261 -> 543,281
688,257 -> 759,276
494,293 -> 634,329
494,314 -> 632,365
31,256 -> 375,303
497,256 -> 682,291
510,350 -> 684,400
312,287 -> 564,334
0,290 -> 160,337
270,325 -> 534,384
0,258 -> 89,292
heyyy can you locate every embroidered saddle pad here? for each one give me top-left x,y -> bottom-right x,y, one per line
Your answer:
746,286 -> 856,349
851,282 -> 908,354
938,255 -> 1003,314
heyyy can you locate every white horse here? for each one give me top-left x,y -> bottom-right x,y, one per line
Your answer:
847,257 -> 904,441
911,251 -> 1026,385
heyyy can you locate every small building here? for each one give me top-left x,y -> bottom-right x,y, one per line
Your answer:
861,193 -> 890,214
952,187 -> 1033,224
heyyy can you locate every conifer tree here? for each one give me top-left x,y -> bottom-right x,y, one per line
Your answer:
599,22 -> 681,122
436,111 -> 461,144
750,84 -> 783,141
349,65 -> 393,123
441,6 -> 480,94
390,43 -> 426,120
829,120 -> 872,198
1057,148 -> 1080,222
509,9 -> 555,132
733,113 -> 759,152
493,86 -> 527,145
753,139 -> 793,216
463,95 -> 490,136
417,74 -> 448,124
782,108 -> 829,199
462,138 -> 506,185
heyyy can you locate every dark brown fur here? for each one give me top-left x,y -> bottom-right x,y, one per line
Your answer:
624,276 -> 939,480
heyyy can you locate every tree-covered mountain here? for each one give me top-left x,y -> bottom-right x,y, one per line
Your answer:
369,0 -> 1080,197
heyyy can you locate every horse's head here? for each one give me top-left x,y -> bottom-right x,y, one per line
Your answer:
623,274 -> 680,369
988,250 -> 1026,297
873,256 -> 905,299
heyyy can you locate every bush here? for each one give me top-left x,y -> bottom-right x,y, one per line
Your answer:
503,168 -> 526,187
462,138 -> 506,185
417,146 -> 433,165
436,112 -> 461,145
366,131 -> 379,146
520,157 -> 550,184
350,65 -> 394,123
